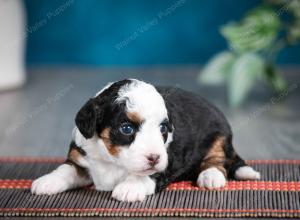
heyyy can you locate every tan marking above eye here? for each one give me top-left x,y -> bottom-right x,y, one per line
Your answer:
100,127 -> 110,139
100,128 -> 120,157
126,111 -> 144,124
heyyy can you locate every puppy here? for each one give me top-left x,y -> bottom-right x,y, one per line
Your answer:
31,79 -> 260,202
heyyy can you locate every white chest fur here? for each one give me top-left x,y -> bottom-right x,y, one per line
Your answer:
87,159 -> 127,191
75,130 -> 128,191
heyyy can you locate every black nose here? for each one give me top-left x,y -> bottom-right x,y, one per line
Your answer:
146,154 -> 160,167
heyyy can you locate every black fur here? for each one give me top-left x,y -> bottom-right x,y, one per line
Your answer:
75,79 -> 132,139
161,118 -> 172,143
75,79 -> 143,147
75,98 -> 99,139
68,141 -> 87,156
152,87 -> 246,192
107,102 -> 140,146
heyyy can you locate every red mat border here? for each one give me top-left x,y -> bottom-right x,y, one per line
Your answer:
1,180 -> 300,191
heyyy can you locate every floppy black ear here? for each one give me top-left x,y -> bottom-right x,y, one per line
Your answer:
75,98 -> 102,139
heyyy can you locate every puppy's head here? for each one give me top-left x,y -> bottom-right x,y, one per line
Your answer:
75,79 -> 173,176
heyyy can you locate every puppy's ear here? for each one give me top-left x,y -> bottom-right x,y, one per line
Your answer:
75,98 -> 102,139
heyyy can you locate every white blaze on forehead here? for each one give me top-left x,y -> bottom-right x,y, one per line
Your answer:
116,80 -> 167,120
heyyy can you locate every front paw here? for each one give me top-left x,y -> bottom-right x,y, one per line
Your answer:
112,176 -> 155,202
31,173 -> 69,195
197,167 -> 226,189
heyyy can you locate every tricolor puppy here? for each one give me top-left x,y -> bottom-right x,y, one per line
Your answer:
32,79 -> 260,202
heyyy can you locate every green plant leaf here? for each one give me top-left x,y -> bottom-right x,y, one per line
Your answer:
221,7 -> 281,53
265,64 -> 287,92
228,53 -> 265,107
198,51 -> 235,85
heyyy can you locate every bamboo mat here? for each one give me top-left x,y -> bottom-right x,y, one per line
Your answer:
0,157 -> 299,218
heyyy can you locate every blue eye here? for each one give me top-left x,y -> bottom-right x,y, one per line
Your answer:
119,123 -> 135,135
160,123 -> 168,134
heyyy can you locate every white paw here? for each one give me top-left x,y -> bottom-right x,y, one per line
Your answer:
235,166 -> 261,180
112,176 -> 155,202
31,173 -> 70,195
197,167 -> 226,189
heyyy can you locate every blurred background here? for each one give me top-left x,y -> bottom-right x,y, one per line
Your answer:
0,0 -> 299,159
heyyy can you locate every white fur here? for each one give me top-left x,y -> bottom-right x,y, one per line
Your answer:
31,164 -> 91,195
117,79 -> 167,119
112,175 -> 155,202
235,166 -> 261,180
86,152 -> 127,191
197,167 -> 226,188
72,127 -> 87,149
74,134 -> 128,191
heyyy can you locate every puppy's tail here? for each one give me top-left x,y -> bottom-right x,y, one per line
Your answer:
226,153 -> 261,180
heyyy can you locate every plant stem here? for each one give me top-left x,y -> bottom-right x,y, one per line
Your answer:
266,38 -> 286,63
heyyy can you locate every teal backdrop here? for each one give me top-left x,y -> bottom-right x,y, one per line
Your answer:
24,0 -> 300,66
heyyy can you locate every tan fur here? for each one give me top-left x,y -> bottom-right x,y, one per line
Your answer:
67,147 -> 89,178
200,136 -> 227,176
68,148 -> 82,164
126,111 -> 144,124
100,128 -> 120,156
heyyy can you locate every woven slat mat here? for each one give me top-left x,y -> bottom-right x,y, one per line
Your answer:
0,158 -> 299,218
